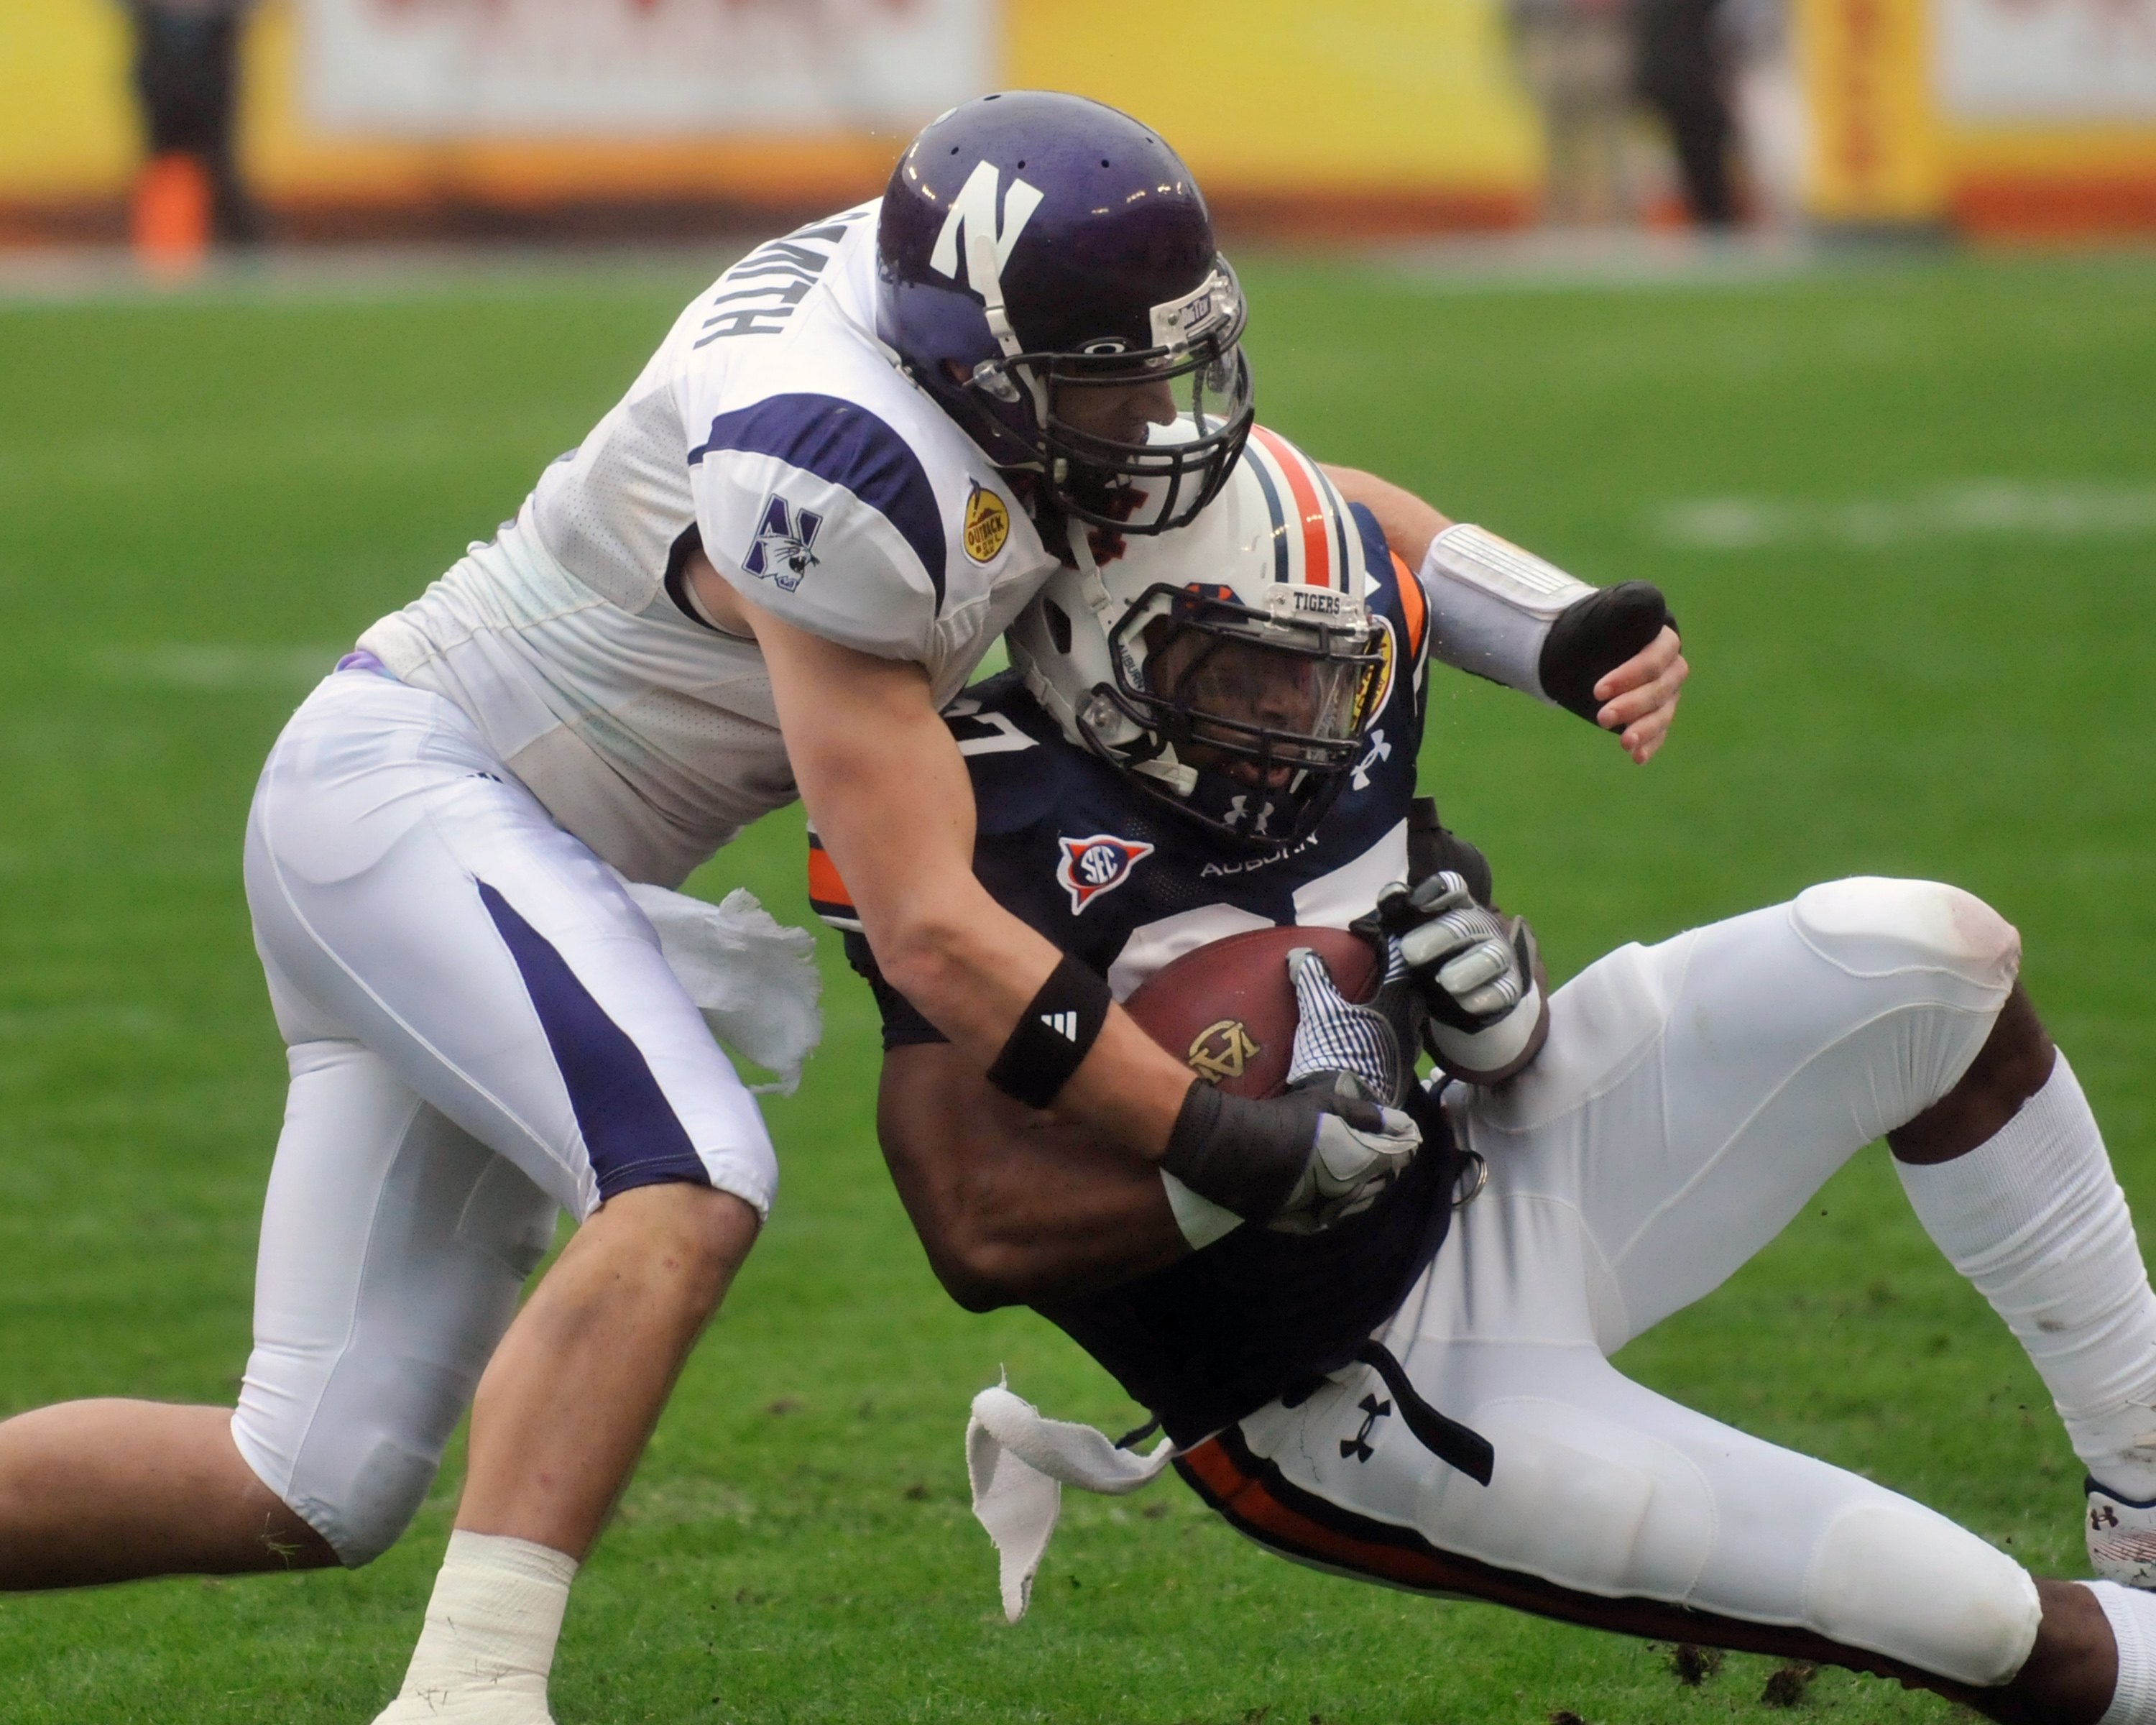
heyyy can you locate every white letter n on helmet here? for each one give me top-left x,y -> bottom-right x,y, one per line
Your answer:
930,161 -> 1045,286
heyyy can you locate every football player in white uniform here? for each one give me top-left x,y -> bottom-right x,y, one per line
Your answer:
847,430 -> 2156,1724
0,94 -> 1685,1724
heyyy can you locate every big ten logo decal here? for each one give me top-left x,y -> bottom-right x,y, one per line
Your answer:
694,208 -> 867,346
1056,833 -> 1154,914
963,482 -> 1010,564
1186,1018 -> 1261,1084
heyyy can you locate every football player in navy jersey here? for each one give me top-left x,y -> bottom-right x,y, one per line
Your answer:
836,429 -> 2156,1723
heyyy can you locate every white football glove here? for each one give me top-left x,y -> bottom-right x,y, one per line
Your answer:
1376,870 -> 1549,1084
1267,1075 -> 1422,1235
1284,944 -> 1405,1103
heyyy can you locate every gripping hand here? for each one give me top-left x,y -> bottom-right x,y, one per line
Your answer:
1374,870 -> 1549,1085
1284,944 -> 1406,1105
1163,1077 -> 1421,1236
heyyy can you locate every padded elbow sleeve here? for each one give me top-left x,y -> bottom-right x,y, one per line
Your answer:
1417,525 -> 1672,721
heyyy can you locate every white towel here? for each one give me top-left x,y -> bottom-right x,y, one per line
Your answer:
965,1378 -> 1176,1623
622,881 -> 823,1095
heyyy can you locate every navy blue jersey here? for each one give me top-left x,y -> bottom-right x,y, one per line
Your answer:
823,503 -> 1468,1444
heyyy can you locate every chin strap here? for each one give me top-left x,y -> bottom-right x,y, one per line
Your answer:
967,229 -> 1046,426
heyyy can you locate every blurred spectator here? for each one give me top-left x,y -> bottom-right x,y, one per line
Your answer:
1510,0 -> 1637,225
126,0 -> 258,253
1726,0 -> 1804,226
1630,0 -> 1738,224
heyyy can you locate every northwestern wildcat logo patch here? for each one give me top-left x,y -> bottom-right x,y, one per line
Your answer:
1057,833 -> 1154,914
745,492 -> 824,592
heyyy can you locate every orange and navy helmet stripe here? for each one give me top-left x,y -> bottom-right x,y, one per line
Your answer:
1316,463 -> 1355,593
1250,425 -> 1328,595
806,831 -> 861,932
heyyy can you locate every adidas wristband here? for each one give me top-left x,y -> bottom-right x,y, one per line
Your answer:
986,954 -> 1112,1109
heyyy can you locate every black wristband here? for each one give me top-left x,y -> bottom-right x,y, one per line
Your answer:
1162,1082 -> 1310,1220
1539,581 -> 1675,723
985,954 -> 1112,1109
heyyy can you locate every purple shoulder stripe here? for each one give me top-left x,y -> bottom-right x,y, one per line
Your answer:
688,392 -> 947,612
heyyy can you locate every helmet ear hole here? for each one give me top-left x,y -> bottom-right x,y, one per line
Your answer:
1044,599 -> 1073,657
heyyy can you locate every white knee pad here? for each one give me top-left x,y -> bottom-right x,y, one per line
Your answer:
235,1074 -> 558,1570
1801,1500 -> 2041,1687
1791,878 -> 2020,996
231,1407 -> 443,1569
1415,1398 -> 1716,1602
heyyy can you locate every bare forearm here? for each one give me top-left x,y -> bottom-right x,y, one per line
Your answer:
880,1049 -> 1188,1307
1322,464 -> 1452,564
748,602 -> 1193,1156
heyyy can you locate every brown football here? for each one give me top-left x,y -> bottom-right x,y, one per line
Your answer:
1123,924 -> 1383,1100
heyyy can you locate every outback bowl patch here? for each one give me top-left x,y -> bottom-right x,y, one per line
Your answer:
964,482 -> 1011,564
1057,833 -> 1154,914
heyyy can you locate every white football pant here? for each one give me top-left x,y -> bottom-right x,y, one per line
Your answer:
1186,879 -> 2046,1691
232,667 -> 777,1564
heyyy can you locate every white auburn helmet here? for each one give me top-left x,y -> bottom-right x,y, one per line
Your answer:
1008,424 -> 1388,847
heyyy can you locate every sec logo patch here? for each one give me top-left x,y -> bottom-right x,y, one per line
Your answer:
964,482 -> 1010,564
1057,833 -> 1154,914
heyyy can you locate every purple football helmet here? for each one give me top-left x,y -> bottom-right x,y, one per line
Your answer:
875,90 -> 1254,535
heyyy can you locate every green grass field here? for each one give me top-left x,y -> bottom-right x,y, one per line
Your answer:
0,245 -> 2152,1724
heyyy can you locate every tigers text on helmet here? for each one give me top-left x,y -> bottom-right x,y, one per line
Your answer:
875,90 -> 1254,535
1007,426 -> 1388,849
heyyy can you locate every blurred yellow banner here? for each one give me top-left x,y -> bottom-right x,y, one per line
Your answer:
1797,0 -> 1950,222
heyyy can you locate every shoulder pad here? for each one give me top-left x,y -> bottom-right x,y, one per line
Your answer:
691,392 -> 946,661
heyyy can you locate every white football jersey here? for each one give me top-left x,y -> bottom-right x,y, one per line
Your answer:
359,203 -> 1059,886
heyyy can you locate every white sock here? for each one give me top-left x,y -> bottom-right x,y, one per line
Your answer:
1897,1054 -> 2156,1497
2086,1581 -> 2156,1724
374,1530 -> 579,1724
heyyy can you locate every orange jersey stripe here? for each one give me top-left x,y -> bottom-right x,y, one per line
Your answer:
806,844 -> 854,911
1180,1434 -> 1959,1697
1251,426 -> 1331,589
1181,1439 -> 1455,1591
1390,549 -> 1427,659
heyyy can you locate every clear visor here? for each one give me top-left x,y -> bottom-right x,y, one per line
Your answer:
1046,343 -> 1250,455
1147,627 -> 1369,767
1038,344 -> 1255,531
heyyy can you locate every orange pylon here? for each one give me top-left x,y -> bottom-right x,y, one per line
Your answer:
132,152 -> 212,278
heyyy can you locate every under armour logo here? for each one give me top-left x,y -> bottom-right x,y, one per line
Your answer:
1041,1010 -> 1078,1041
929,161 -> 1045,288
744,492 -> 824,592
1340,1393 -> 1391,1463
2096,1504 -> 2122,1531
1351,728 -> 1391,792
1224,795 -> 1273,837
